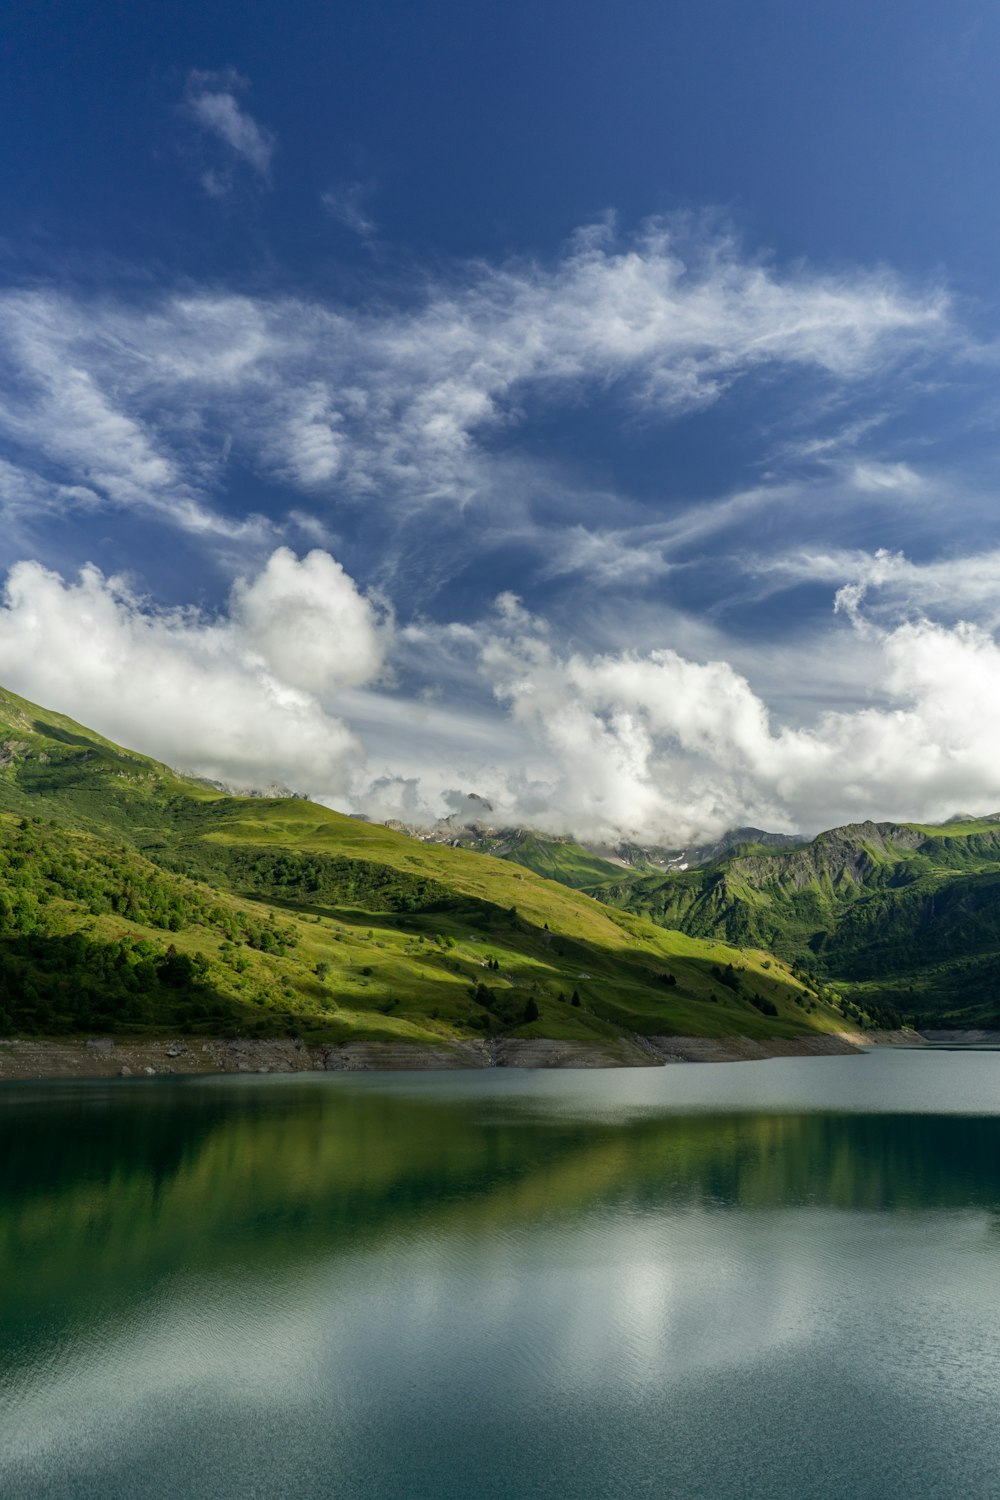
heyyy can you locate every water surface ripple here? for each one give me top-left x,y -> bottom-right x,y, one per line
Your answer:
3,1050 -> 1000,1499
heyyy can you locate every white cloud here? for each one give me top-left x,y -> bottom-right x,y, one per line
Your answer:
0,290 -> 273,539
453,593 -> 1000,842
833,547 -> 1000,628
231,546 -> 389,696
183,68 -> 275,190
260,383 -> 344,488
850,460 -> 924,493
0,220 -> 952,558
333,576 -> 1000,842
537,524 -> 672,585
0,549 -> 386,795
745,544 -> 1000,633
0,217 -> 989,840
777,413 -> 891,463
4,544 -> 1000,841
320,184 -> 376,238
0,456 -> 99,522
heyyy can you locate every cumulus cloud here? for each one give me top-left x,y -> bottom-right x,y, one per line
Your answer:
4,542 -> 1000,840
456,592 -> 1000,842
182,68 -> 275,193
0,220 -> 951,554
0,549 -> 386,795
0,217 -> 987,838
230,546 -> 388,695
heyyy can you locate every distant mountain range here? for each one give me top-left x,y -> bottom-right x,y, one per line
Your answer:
0,686 -> 851,1049
389,804 -> 804,880
392,805 -> 1000,1028
5,678 -> 998,1044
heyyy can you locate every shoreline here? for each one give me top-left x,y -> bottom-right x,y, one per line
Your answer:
0,1029 -> 920,1082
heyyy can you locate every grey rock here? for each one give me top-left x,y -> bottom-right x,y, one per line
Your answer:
86,1037 -> 114,1054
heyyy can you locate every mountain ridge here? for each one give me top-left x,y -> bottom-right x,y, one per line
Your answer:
505,816 -> 1000,1027
0,685 -> 861,1051
382,803 -> 1000,1027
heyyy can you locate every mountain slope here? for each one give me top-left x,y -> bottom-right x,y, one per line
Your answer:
0,685 -> 856,1047
438,829 -> 627,889
402,816 -> 804,883
591,818 -> 1000,1026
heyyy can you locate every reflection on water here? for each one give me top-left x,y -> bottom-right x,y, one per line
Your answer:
3,1052 -> 1000,1499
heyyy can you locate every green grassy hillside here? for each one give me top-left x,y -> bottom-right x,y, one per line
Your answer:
0,685 -> 856,1046
443,829 -> 628,889
589,818 -> 1000,1026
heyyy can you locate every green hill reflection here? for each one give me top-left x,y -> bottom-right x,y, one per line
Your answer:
3,1072 -> 1000,1344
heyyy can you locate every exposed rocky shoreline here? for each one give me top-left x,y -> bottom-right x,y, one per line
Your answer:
919,1029 -> 1000,1046
0,1028 -> 923,1081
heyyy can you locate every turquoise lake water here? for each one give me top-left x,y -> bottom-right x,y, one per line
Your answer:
4,1049 -> 1000,1498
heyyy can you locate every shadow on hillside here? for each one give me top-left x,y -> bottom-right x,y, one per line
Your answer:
228,887 -> 792,1034
31,720 -> 112,754
147,837 -> 825,1035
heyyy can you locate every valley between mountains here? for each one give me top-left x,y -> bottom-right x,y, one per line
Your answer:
445,817 -> 1000,1031
0,683 -> 994,1072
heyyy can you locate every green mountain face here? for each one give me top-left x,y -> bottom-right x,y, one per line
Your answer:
416,821 -> 804,886
0,686 -> 850,1046
441,829 -> 629,889
582,817 -> 1000,1027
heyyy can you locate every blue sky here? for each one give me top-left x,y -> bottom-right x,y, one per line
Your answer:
2,0 -> 1000,840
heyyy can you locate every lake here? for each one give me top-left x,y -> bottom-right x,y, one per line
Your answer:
4,1050 -> 1000,1499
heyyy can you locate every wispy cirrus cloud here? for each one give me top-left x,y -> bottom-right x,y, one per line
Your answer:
747,544 -> 1000,633
182,68 -> 275,195
0,456 -> 99,522
320,183 -> 376,238
0,218 -> 953,572
536,523 -> 674,585
850,460 -> 925,493
0,289 -> 274,539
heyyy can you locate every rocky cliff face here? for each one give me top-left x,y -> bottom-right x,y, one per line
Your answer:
722,821 -> 926,894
